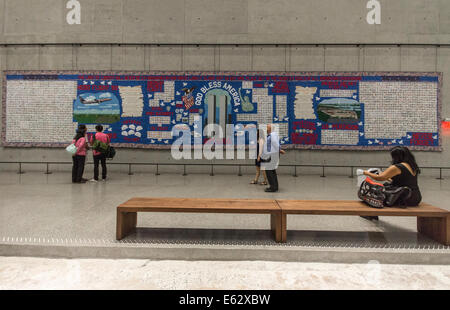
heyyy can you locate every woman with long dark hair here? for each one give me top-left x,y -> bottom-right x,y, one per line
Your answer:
72,124 -> 89,183
363,146 -> 422,206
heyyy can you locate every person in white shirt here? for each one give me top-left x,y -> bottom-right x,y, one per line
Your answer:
259,124 -> 283,192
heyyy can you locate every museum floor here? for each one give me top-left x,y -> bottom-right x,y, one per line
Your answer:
0,171 -> 449,289
1,257 -> 449,290
0,170 -> 449,262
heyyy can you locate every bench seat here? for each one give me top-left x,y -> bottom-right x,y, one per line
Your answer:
276,200 -> 450,245
116,197 -> 283,242
116,198 -> 449,246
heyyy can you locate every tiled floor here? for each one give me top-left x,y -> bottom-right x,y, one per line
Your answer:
0,171 -> 449,243
1,171 -> 449,289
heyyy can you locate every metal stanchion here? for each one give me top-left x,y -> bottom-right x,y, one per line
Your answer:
183,165 -> 187,176
320,165 -> 326,178
238,165 -> 242,176
45,163 -> 52,175
155,164 -> 160,176
349,166 -> 354,178
436,168 -> 444,180
128,164 -> 134,176
17,162 -> 25,174
210,164 -> 214,176
293,166 -> 298,177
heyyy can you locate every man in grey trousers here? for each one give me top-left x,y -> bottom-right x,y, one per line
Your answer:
260,124 -> 281,193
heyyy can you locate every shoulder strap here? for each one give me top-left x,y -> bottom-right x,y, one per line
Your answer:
394,163 -> 404,170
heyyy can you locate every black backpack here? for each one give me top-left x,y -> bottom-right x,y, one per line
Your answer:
105,145 -> 116,159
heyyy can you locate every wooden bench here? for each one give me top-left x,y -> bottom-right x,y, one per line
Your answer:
276,200 -> 450,245
116,198 -> 449,246
116,197 -> 283,242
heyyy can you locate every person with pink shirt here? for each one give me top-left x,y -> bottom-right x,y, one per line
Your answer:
72,124 -> 89,183
89,125 -> 110,182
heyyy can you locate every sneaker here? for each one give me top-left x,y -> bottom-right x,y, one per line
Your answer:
89,179 -> 98,183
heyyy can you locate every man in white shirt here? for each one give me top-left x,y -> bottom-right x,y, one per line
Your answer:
260,124 -> 280,192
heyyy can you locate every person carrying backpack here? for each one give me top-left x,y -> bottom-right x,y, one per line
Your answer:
89,125 -> 110,182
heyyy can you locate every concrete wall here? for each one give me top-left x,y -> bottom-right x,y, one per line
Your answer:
0,0 -> 449,44
1,0 -> 450,175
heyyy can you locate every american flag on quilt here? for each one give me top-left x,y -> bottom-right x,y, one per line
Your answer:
182,94 -> 195,110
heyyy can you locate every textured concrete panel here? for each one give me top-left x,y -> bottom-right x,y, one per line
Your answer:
401,46 -> 437,72
0,46 -> 4,71
248,0 -> 312,35
75,45 -> 112,70
122,0 -> 185,43
439,0 -> 450,34
87,0 -> 123,34
437,47 -> 450,117
363,46 -> 400,71
247,0 -> 373,44
252,45 -> 286,71
0,0 -> 4,39
185,0 -> 248,35
39,46 -> 74,70
149,46 -> 183,71
3,0 -> 63,35
0,0 -> 449,44
219,46 -> 252,71
111,45 -> 145,70
58,0 -> 123,44
289,46 -> 325,71
324,46 -> 359,71
305,0 -> 374,43
6,46 -> 40,70
183,46 -> 215,71
376,0 -> 440,43
0,46 -> 4,138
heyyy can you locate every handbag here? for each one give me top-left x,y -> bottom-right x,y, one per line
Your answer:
65,143 -> 77,155
358,177 -> 412,209
358,177 -> 386,208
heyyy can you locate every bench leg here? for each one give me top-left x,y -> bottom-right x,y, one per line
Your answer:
271,212 -> 286,243
270,212 -> 280,242
417,216 -> 449,246
116,210 -> 137,240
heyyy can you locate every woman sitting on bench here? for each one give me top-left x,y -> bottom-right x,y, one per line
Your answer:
362,147 -> 422,219
364,146 -> 422,206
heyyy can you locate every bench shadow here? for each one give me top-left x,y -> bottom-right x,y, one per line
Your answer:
126,228 -> 276,245
122,227 -> 442,248
287,230 -> 436,247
